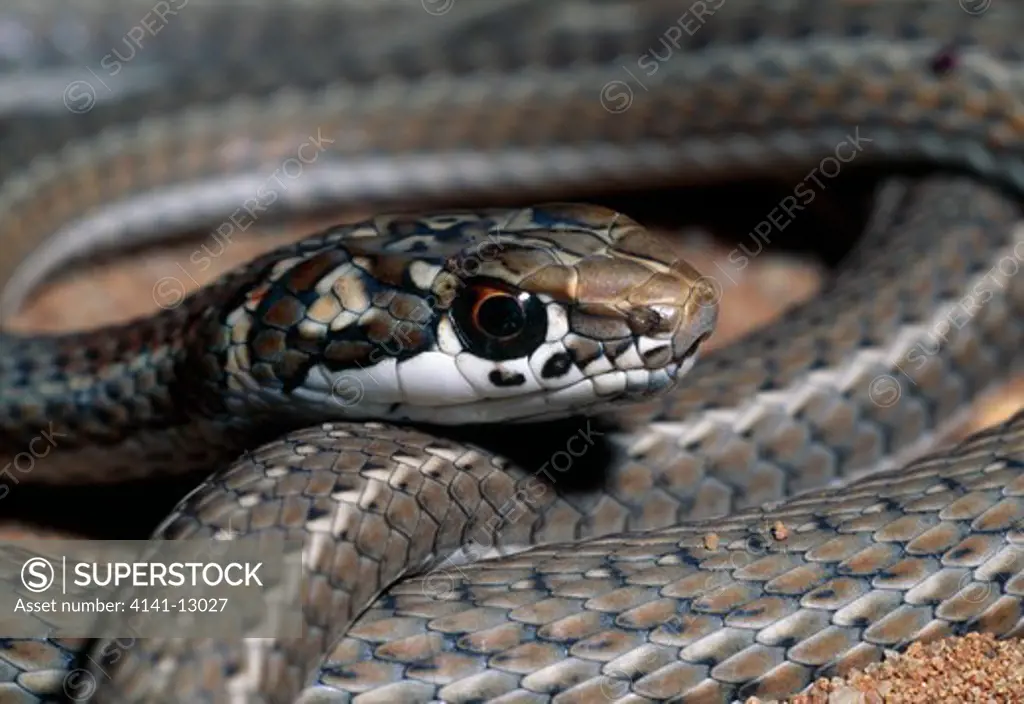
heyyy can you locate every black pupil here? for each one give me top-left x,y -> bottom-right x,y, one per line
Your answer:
478,296 -> 525,338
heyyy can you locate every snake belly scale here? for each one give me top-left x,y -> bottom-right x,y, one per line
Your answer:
2,0 -> 1024,702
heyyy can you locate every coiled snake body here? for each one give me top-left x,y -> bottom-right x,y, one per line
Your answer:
2,0 -> 1024,702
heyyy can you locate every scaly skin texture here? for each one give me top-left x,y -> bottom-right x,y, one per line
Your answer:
0,1 -> 1024,702
3,181 -> 1021,703
1,205 -> 715,483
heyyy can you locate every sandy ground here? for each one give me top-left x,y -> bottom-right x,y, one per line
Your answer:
3,218 -> 1024,701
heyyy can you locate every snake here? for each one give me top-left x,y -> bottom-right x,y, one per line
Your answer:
2,0 -> 1024,701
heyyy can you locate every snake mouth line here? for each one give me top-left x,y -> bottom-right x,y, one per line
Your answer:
435,354 -> 694,423
399,367 -> 684,424
275,353 -> 699,427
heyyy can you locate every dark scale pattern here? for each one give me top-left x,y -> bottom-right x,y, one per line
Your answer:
1,202 -> 713,481
540,354 -> 573,380
65,411 -> 1024,703
490,370 -> 528,388
23,179 -> 1014,702
611,180 -> 1024,522
1,0 -> 1024,701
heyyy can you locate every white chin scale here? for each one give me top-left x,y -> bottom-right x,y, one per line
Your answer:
282,347 -> 696,426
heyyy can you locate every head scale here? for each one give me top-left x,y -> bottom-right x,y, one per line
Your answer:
219,204 -> 717,424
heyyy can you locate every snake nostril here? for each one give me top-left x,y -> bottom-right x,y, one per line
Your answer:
627,307 -> 662,335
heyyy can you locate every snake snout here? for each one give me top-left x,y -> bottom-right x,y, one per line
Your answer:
666,274 -> 717,373
621,256 -> 719,370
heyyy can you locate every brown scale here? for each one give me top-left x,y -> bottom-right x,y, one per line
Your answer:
682,629 -> 755,668
940,583 -> 1004,623
905,521 -> 967,556
519,265 -> 579,301
387,291 -> 430,322
329,269 -> 371,313
976,547 -> 1024,582
261,296 -> 305,329
279,249 -> 348,294
629,662 -> 702,699
573,627 -> 648,663
714,644 -> 787,685
807,578 -> 872,612
694,583 -> 763,615
724,596 -> 797,630
249,328 -> 286,363
496,248 -> 561,279
864,605 -> 937,646
616,597 -> 680,630
837,543 -> 904,577
975,597 -> 1024,636
786,627 -> 863,669
734,553 -> 808,582
761,609 -> 833,647
875,557 -> 942,591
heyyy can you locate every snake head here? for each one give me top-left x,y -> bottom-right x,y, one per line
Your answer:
219,204 -> 717,424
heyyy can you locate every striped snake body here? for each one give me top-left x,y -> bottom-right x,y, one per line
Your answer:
2,1 -> 1024,702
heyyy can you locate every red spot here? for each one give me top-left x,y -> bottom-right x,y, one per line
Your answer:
247,285 -> 269,305
931,47 -> 959,75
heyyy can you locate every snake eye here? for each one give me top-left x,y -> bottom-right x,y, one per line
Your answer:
475,292 -> 526,338
451,278 -> 547,361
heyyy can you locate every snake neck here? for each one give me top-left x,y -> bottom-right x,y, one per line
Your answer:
0,261 -> 275,463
